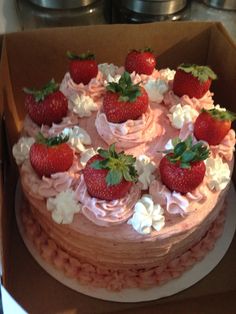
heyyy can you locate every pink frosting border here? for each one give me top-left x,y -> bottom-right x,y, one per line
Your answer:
21,200 -> 226,291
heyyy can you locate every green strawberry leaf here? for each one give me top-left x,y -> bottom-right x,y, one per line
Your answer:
106,71 -> 141,103
106,169 -> 122,186
174,142 -> 187,157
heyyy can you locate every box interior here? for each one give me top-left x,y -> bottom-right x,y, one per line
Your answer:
1,22 -> 236,313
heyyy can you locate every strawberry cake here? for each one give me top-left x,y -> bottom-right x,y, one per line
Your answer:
13,50 -> 236,292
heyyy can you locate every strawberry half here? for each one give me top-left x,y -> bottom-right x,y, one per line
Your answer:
125,48 -> 157,75
30,133 -> 74,178
194,108 -> 236,145
67,51 -> 98,85
103,71 -> 149,123
83,144 -> 138,201
24,79 -> 68,126
173,64 -> 217,99
159,137 -> 209,194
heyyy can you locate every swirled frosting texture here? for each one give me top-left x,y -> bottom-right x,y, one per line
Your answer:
21,156 -> 82,200
127,194 -> 165,234
205,156 -> 231,191
135,155 -> 156,190
12,136 -> 35,165
95,107 -> 163,149
74,175 -> 141,226
47,189 -> 81,224
168,104 -> 198,129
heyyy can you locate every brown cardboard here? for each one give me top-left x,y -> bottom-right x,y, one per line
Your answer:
1,22 -> 236,313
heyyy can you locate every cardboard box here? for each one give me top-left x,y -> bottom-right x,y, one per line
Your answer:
1,22 -> 236,313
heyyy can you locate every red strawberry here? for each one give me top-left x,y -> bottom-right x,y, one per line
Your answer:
30,133 -> 74,178
194,108 -> 236,145
67,51 -> 98,85
125,48 -> 156,75
173,64 -> 217,99
24,79 -> 68,126
159,137 -> 209,194
83,144 -> 137,201
103,71 -> 149,123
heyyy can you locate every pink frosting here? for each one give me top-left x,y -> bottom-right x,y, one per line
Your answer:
21,156 -> 82,200
74,175 -> 141,227
21,203 -> 226,291
23,113 -> 79,138
95,107 -> 164,149
163,90 -> 214,111
210,129 -> 236,161
149,179 -> 208,216
60,72 -> 105,101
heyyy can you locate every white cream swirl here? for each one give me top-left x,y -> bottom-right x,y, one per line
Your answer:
62,126 -> 91,153
135,155 -> 156,190
68,94 -> 98,117
80,148 -> 97,167
127,194 -> 165,235
159,68 -> 176,81
168,104 -> 198,129
98,63 -> 121,79
12,137 -> 35,165
205,156 -> 231,191
47,189 -> 81,224
144,78 -> 169,103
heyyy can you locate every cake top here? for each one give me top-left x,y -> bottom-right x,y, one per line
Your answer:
12,51 -> 236,236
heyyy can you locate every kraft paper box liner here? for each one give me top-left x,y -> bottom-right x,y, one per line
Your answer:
1,21 -> 236,313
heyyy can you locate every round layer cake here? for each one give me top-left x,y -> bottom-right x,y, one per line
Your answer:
13,60 -> 235,291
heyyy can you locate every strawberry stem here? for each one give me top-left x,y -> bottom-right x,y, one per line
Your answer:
36,132 -> 69,147
67,50 -> 95,60
164,136 -> 210,168
178,64 -> 217,83
106,71 -> 141,103
203,108 -> 236,122
91,143 -> 138,186
23,79 -> 59,102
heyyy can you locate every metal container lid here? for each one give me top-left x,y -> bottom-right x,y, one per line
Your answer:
203,0 -> 236,10
29,0 -> 96,9
120,0 -> 187,16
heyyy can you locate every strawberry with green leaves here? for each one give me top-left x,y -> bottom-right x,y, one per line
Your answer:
24,79 -> 68,127
194,108 -> 236,145
103,71 -> 149,123
173,64 -> 217,99
30,133 -> 74,178
125,48 -> 157,75
67,51 -> 98,85
83,144 -> 138,201
159,137 -> 209,194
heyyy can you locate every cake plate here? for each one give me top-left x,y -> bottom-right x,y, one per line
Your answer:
15,182 -> 236,303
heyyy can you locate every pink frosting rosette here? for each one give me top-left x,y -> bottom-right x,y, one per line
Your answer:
21,156 -> 82,200
149,179 -> 207,216
74,175 -> 141,227
95,107 -> 164,149
24,113 -> 79,138
210,129 -> 236,161
60,72 -> 105,101
163,90 -> 214,111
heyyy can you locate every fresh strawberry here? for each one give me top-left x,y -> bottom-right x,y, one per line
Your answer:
83,144 -> 137,201
30,133 -> 74,178
67,51 -> 98,85
173,64 -> 217,99
194,108 -> 236,145
125,48 -> 156,75
103,71 -> 149,123
159,137 -> 209,193
24,79 -> 68,126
